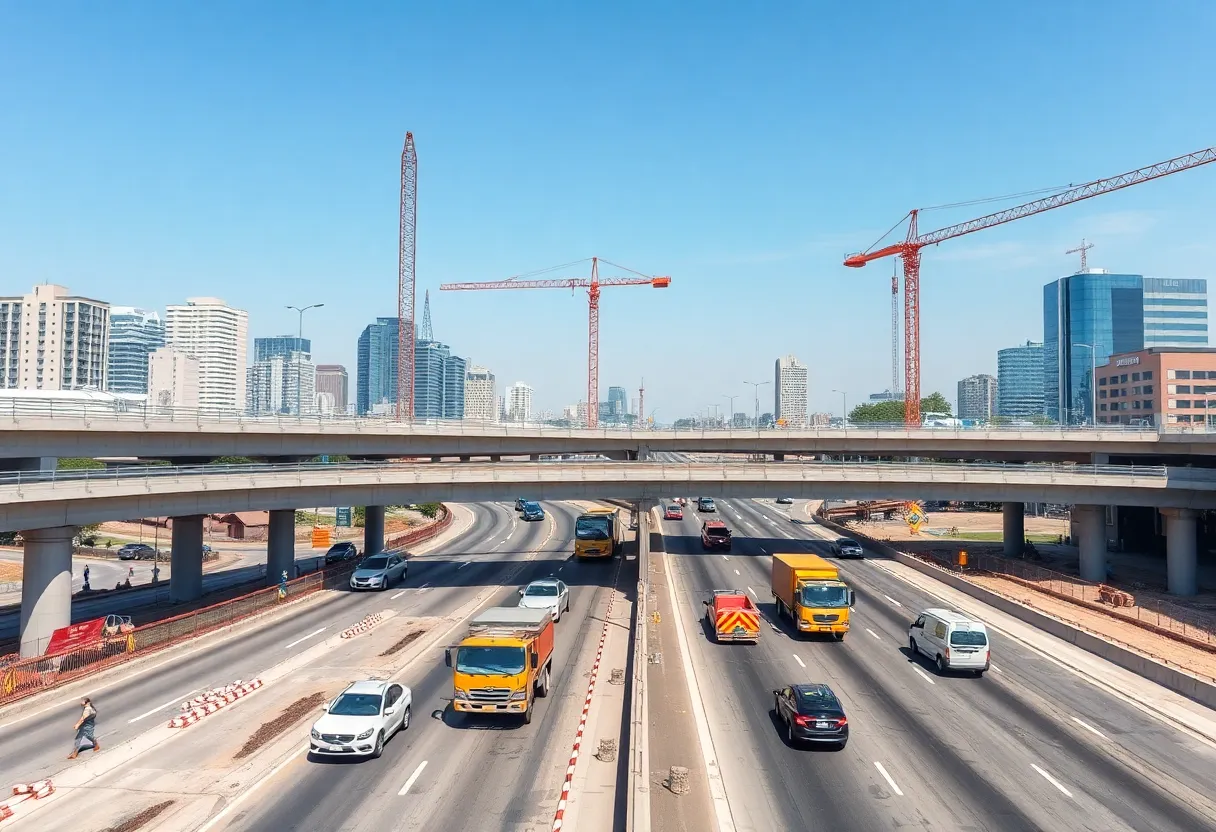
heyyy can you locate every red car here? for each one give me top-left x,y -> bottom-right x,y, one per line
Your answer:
701,520 -> 732,550
664,503 -> 683,520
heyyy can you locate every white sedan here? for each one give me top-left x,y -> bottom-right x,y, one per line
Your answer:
309,680 -> 412,759
517,579 -> 570,622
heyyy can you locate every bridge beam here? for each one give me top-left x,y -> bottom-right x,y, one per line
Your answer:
1161,508 -> 1198,596
19,526 -> 75,657
1074,505 -> 1107,583
364,506 -> 385,556
169,515 -> 205,602
267,509 -> 295,586
1002,502 -> 1025,558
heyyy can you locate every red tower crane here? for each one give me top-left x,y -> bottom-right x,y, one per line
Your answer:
845,146 -> 1216,426
441,257 -> 670,427
396,132 -> 418,422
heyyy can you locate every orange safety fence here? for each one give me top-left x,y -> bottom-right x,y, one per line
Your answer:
0,505 -> 453,707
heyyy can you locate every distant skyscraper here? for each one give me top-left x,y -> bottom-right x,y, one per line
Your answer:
357,317 -> 398,415
356,315 -> 467,418
957,374 -> 997,421
254,336 -> 311,363
774,354 -> 808,427
607,386 -> 627,420
997,341 -> 1044,419
506,382 -> 533,423
315,364 -> 348,414
148,347 -> 198,410
1044,271 -> 1207,423
107,307 -> 164,395
0,284 -> 110,391
247,351 -> 315,415
465,365 -> 496,421
165,297 -> 248,411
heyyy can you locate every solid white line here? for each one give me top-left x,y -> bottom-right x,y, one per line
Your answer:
127,689 -> 200,723
198,742 -> 309,831
283,627 -> 327,650
1071,716 -> 1108,740
883,594 -> 903,608
457,561 -> 471,570
793,654 -> 806,669
721,555 -> 729,560
912,666 -> 936,685
865,628 -> 882,641
1031,763 -> 1074,798
398,760 -> 429,795
747,587 -> 757,598
390,590 -> 406,600
874,761 -> 904,796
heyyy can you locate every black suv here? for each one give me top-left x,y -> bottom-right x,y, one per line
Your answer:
773,683 -> 849,749
118,543 -> 156,561
325,541 -> 360,564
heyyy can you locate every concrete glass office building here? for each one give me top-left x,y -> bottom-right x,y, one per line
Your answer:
996,341 -> 1044,419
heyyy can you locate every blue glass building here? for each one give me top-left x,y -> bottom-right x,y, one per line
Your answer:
356,319 -> 466,418
1044,272 -> 1207,423
254,336 -> 311,363
996,341 -> 1044,418
106,307 -> 165,395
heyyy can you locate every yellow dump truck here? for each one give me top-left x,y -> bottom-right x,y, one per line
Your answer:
445,607 -> 555,724
574,507 -> 624,560
771,553 -> 855,640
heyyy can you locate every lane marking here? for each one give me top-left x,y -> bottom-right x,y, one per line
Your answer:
420,583 -> 431,589
1031,763 -> 1074,798
398,760 -> 429,795
874,761 -> 904,796
457,561 -> 471,570
991,664 -> 1002,673
283,627 -> 327,650
883,594 -> 903,608
198,742 -> 309,831
793,654 -> 807,669
721,555 -> 729,561
390,591 -> 406,600
1071,717 -> 1108,740
746,587 -> 757,598
127,689 -> 200,724
912,666 -> 936,686
865,628 -> 882,641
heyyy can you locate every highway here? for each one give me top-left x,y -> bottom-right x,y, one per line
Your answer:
661,496 -> 1216,832
0,500 -> 633,832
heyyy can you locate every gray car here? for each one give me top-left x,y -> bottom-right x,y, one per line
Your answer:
831,538 -> 864,558
349,553 -> 408,591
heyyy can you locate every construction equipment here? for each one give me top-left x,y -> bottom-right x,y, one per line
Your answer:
441,257 -> 670,427
396,133 -> 417,422
845,146 -> 1216,426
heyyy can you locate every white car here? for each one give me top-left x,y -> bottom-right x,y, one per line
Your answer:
517,579 -> 570,622
309,680 -> 412,759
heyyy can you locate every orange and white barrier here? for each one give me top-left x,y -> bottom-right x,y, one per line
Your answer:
339,613 -> 383,639
1,780 -> 55,822
168,679 -> 263,728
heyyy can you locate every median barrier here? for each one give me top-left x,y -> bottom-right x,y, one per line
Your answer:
169,679 -> 263,727
0,780 -> 54,823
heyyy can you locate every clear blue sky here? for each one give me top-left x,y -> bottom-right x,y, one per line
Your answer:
3,2 -> 1215,419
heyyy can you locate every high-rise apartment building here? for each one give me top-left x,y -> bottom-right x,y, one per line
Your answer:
107,307 -> 164,395
464,365 -> 496,421
315,364 -> 348,414
147,347 -> 198,410
247,351 -> 315,415
254,336 -> 310,364
957,374 -> 997,421
505,382 -> 533,423
774,354 -> 808,427
0,284 -> 110,391
996,341 -> 1044,418
165,297 -> 248,412
1044,272 -> 1207,423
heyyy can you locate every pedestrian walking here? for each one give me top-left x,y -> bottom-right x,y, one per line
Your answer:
68,697 -> 100,759
128,565 -> 135,580
82,564 -> 91,591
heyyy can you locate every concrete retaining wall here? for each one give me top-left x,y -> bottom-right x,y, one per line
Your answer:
812,514 -> 1216,710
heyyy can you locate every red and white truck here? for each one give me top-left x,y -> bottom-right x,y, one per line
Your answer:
703,589 -> 761,643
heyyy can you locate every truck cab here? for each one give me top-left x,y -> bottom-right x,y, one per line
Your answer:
446,607 -> 555,723
771,554 -> 855,640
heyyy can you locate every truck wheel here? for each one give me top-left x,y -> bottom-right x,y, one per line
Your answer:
522,702 -> 533,724
537,667 -> 551,698
834,632 -> 845,642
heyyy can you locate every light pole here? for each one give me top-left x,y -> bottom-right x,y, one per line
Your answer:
723,394 -> 739,428
832,389 -> 848,425
745,380 -> 770,427
286,303 -> 324,416
1074,342 -> 1098,426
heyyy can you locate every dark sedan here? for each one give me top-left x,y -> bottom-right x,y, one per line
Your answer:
773,683 -> 849,749
117,543 -> 156,561
325,541 -> 360,564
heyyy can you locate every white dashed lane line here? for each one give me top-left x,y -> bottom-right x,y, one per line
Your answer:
390,591 -> 406,600
1031,763 -> 1074,798
283,627 -> 327,650
912,666 -> 936,686
793,654 -> 807,669
1071,717 -> 1108,740
883,594 -> 903,608
865,628 -> 882,641
874,761 -> 904,796
398,760 -> 429,796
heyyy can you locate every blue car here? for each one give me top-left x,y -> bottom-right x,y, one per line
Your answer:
521,501 -> 545,522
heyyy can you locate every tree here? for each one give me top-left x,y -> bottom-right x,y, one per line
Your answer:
921,392 -> 952,415
211,456 -> 255,465
57,457 -> 104,470
353,506 -> 366,528
848,393 -> 952,425
672,418 -> 697,429
416,502 -> 442,519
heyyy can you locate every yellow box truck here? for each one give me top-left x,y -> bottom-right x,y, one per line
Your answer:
771,553 -> 855,640
445,607 -> 555,724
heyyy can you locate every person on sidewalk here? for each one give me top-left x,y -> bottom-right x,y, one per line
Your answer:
68,697 -> 100,759
82,564 -> 91,591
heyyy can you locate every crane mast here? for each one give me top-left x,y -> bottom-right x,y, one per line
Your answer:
397,133 -> 418,422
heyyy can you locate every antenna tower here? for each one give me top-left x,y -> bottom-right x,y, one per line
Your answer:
420,290 -> 433,341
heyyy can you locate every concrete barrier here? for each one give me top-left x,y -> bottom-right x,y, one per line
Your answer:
811,514 -> 1216,710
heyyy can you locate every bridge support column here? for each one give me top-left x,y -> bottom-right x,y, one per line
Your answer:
459,455 -> 471,463
1161,508 -> 1199,596
1002,502 -> 1025,558
364,506 -> 385,556
267,509 -> 295,585
19,526 -> 75,657
529,454 -> 541,461
490,455 -> 502,463
773,453 -> 785,462
170,515 -> 205,603
1073,505 -> 1106,583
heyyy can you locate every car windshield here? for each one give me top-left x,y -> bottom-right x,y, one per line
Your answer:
794,687 -> 839,714
456,646 -> 527,676
524,503 -> 541,511
575,517 -> 611,540
360,556 -> 388,570
839,539 -> 859,548
950,629 -> 988,646
800,585 -> 850,608
706,527 -> 729,538
525,584 -> 558,597
328,692 -> 382,716
700,499 -> 713,506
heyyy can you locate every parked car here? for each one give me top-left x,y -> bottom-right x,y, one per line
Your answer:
776,497 -> 794,505
117,543 -> 156,561
521,501 -> 545,522
697,497 -> 716,513
309,680 -> 412,759
908,609 -> 990,676
830,537 -> 864,558
325,541 -> 360,564
349,552 -> 408,591
664,504 -> 683,520
517,578 -> 571,622
772,683 -> 849,749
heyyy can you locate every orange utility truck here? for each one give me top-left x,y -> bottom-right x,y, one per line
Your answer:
445,607 -> 555,724
703,589 -> 761,643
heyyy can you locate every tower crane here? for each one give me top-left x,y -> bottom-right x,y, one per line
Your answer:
845,146 -> 1216,426
441,257 -> 670,427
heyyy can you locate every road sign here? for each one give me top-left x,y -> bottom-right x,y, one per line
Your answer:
335,507 -> 352,527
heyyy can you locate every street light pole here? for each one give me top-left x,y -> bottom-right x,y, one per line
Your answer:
745,380 -> 770,427
723,394 -> 738,427
1075,342 -> 1098,426
285,303 -> 324,416
832,389 -> 848,424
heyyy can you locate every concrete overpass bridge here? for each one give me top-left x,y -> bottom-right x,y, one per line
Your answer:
4,458 -> 1214,655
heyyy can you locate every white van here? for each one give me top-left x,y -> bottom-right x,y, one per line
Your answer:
908,609 -> 990,676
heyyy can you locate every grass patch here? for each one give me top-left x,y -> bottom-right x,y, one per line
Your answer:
234,692 -> 326,760
933,531 -> 1060,543
379,629 -> 425,657
103,800 -> 176,832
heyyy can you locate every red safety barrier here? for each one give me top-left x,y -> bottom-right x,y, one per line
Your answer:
1,779 -> 55,823
339,614 -> 384,639
168,679 -> 263,728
